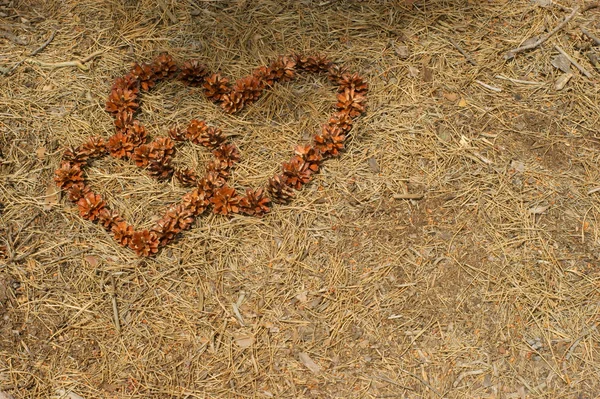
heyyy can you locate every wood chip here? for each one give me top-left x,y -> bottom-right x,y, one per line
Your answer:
367,157 -> 380,173
234,334 -> 254,349
551,54 -> 571,73
555,72 -> 573,91
43,182 -> 60,210
299,352 -> 321,374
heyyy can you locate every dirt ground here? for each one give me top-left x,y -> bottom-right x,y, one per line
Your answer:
1,0 -> 600,398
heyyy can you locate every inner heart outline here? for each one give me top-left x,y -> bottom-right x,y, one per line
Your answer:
54,52 -> 368,257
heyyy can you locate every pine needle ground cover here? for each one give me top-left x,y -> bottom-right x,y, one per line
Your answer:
1,1 -> 599,398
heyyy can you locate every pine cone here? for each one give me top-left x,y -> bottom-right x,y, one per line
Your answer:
175,168 -> 198,187
335,88 -> 366,118
54,161 -> 84,190
112,221 -> 135,247
203,73 -> 230,102
327,64 -> 348,83
129,230 -> 160,257
130,63 -> 156,91
107,132 -> 135,159
63,147 -> 89,165
327,111 -> 353,133
164,204 -> 195,231
123,121 -> 148,148
294,145 -> 322,173
269,56 -> 296,82
114,110 -> 134,132
197,171 -> 225,196
295,54 -> 331,73
338,73 -> 368,94
267,175 -> 295,204
185,119 -> 208,144
77,192 -> 106,221
234,75 -> 264,103
67,182 -> 91,202
79,137 -> 107,159
111,74 -> 139,93
179,60 -> 209,86
105,87 -> 138,115
168,126 -> 186,142
213,143 -> 240,169
239,188 -> 271,216
221,90 -> 245,114
147,161 -> 174,180
132,144 -> 151,168
201,126 -> 226,149
253,65 -> 274,86
182,188 -> 209,216
152,52 -> 178,80
97,208 -> 124,231
314,124 -> 346,158
282,155 -> 312,190
206,159 -> 230,179
152,217 -> 177,247
210,185 -> 241,215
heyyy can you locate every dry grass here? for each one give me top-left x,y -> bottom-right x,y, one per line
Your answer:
1,0 -> 600,397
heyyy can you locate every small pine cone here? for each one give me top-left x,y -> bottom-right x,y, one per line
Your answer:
213,143 -> 240,169
175,168 -> 198,187
338,73 -> 368,94
239,187 -> 271,217
107,132 -> 136,159
269,55 -> 296,82
234,75 -> 263,103
179,59 -> 209,86
114,110 -> 134,132
123,120 -> 148,147
253,65 -> 274,86
210,185 -> 241,215
206,159 -> 230,179
54,161 -> 84,190
282,155 -> 312,190
97,208 -> 124,231
267,174 -> 295,204
197,171 -> 226,196
129,230 -> 160,257
132,144 -> 151,168
203,73 -> 231,102
67,182 -> 91,202
294,145 -> 322,173
152,52 -> 178,80
63,147 -> 89,165
168,126 -> 186,142
147,161 -> 174,180
327,111 -> 353,133
164,204 -> 195,231
152,217 -> 177,247
186,119 -> 208,144
200,126 -> 226,149
295,54 -> 331,73
150,137 -> 176,159
112,74 -> 139,94
77,192 -> 106,221
314,124 -> 346,158
130,63 -> 156,91
181,188 -> 209,216
327,64 -> 348,83
221,90 -> 245,114
335,88 -> 366,118
79,137 -> 107,159
105,87 -> 138,115
112,221 -> 135,247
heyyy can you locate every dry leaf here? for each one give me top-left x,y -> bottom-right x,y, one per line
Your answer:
443,92 -> 459,102
295,291 -> 308,303
44,182 -> 60,210
36,147 -> 46,159
299,352 -> 321,374
394,44 -> 409,59
511,160 -> 525,173
0,392 -> 15,399
367,157 -> 380,173
234,334 -> 254,349
458,98 -> 468,107
529,204 -> 549,215
407,66 -> 419,78
85,255 -> 99,267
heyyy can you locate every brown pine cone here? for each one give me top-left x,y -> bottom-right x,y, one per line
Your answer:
97,208 -> 124,231
130,63 -> 156,91
112,221 -> 135,247
132,144 -> 151,168
197,171 -> 225,196
107,132 -> 136,159
105,87 -> 138,115
221,90 -> 245,114
179,59 -> 209,86
164,204 -> 195,231
67,182 -> 91,202
152,217 -> 177,247
79,137 -> 107,159
253,65 -> 275,86
129,230 -> 160,257
282,155 -> 312,190
203,73 -> 230,102
77,192 -> 106,221
335,88 -> 366,118
210,185 -> 241,215
123,121 -> 148,148
295,54 -> 331,73
200,126 -> 226,149
63,147 -> 89,165
182,188 -> 209,216
111,74 -> 139,93
239,188 -> 271,216
327,112 -> 353,133
175,168 -> 198,187
185,119 -> 208,144
338,73 -> 368,94
212,143 -> 240,169
314,124 -> 346,158
233,75 -> 264,103
327,64 -> 348,83
114,110 -> 134,132
294,145 -> 322,173
54,161 -> 84,190
168,126 -> 186,142
152,52 -> 178,80
269,56 -> 296,82
267,175 -> 295,204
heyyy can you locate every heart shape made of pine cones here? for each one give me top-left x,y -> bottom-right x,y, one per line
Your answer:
54,52 -> 368,257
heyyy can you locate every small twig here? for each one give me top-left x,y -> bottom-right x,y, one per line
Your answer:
156,0 -> 178,24
554,45 -> 593,78
448,37 -> 477,65
110,275 -> 121,334
393,193 -> 424,200
475,80 -> 502,92
398,368 -> 443,398
583,2 -> 600,12
505,6 -> 579,59
587,186 -> 600,195
0,29 -> 27,45
25,50 -> 103,71
495,75 -> 544,85
29,30 -> 56,56
581,26 -> 600,46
